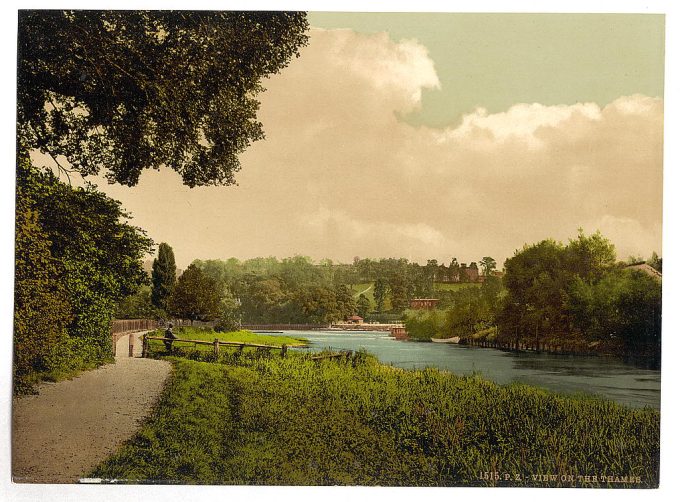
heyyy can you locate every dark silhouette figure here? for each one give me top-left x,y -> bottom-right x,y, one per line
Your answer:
164,323 -> 177,352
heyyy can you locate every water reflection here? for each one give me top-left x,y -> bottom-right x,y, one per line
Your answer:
277,330 -> 660,409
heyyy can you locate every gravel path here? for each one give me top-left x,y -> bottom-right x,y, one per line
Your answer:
12,332 -> 171,483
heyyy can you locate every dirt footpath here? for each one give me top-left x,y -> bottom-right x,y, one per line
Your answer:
12,332 -> 171,483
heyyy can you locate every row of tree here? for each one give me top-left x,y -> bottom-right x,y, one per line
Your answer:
119,250 -> 501,324
120,247 -> 361,326
404,230 -> 662,360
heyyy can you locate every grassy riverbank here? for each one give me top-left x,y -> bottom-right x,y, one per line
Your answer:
91,349 -> 659,487
147,327 -> 307,353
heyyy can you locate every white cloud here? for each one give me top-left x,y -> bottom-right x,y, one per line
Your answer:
440,102 -> 603,148
75,28 -> 663,267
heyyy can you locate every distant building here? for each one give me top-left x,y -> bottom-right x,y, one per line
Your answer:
409,298 -> 440,309
391,326 -> 409,340
347,315 -> 364,324
465,265 -> 479,283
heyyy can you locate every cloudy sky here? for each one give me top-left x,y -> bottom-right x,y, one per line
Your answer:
41,13 -> 665,268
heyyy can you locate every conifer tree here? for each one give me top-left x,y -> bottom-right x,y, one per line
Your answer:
151,243 -> 177,311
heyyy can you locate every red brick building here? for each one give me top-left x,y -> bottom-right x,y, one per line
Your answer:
409,298 -> 440,310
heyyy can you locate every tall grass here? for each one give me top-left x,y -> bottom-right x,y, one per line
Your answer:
91,350 -> 659,487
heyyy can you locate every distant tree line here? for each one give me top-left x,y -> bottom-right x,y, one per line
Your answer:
118,253 -> 500,325
404,230 -> 661,361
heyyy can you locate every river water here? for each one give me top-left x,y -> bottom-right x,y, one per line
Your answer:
269,330 -> 660,409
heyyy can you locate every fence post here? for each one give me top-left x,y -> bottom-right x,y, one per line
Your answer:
142,333 -> 148,358
128,334 -> 135,357
281,344 -> 287,358
213,338 -> 220,357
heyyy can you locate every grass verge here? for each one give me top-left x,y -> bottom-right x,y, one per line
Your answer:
147,327 -> 307,354
90,351 -> 659,487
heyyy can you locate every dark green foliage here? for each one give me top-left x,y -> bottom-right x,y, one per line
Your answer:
498,230 -> 661,358
17,11 -> 309,187
356,294 -> 371,318
14,156 -> 153,391
91,356 -> 660,487
405,280 -> 503,341
116,285 -> 164,320
373,277 -> 388,314
168,264 -> 222,322
193,255 -> 491,322
14,171 -> 72,392
214,292 -> 241,332
151,243 -> 176,311
404,309 -> 447,341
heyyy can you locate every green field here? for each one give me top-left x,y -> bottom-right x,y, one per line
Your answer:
148,327 -> 307,353
351,282 -> 375,306
91,351 -> 659,487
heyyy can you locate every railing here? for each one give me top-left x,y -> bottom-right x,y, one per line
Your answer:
111,318 -> 218,356
142,335 -> 289,358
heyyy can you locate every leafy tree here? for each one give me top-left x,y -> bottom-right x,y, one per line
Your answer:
404,309 -> 447,341
356,294 -> 371,318
215,290 -> 241,332
117,285 -> 160,319
151,243 -> 177,311
168,264 -> 222,322
14,176 -> 72,392
374,278 -> 388,314
389,276 -> 409,312
240,277 -> 289,323
564,229 -> 616,283
293,287 -> 340,324
458,263 -> 468,283
334,284 -> 356,320
18,10 -> 309,187
15,155 -> 153,390
479,256 -> 497,277
499,230 -> 660,359
425,259 -> 439,282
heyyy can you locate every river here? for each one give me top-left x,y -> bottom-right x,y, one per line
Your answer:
268,330 -> 660,409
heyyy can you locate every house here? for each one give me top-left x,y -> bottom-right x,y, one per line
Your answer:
409,298 -> 440,310
347,315 -> 364,324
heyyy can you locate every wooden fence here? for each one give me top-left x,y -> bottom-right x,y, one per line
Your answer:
142,335 -> 359,363
142,335 -> 290,358
111,318 -> 203,356
463,337 -> 584,355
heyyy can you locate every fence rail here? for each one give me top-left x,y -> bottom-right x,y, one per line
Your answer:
142,335 -> 289,358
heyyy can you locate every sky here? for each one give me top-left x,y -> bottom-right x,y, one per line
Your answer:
33,13 -> 665,269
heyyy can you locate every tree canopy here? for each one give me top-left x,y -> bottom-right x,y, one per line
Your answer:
169,264 -> 222,322
151,242 -> 177,310
17,10 -> 309,187
15,155 -> 153,391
